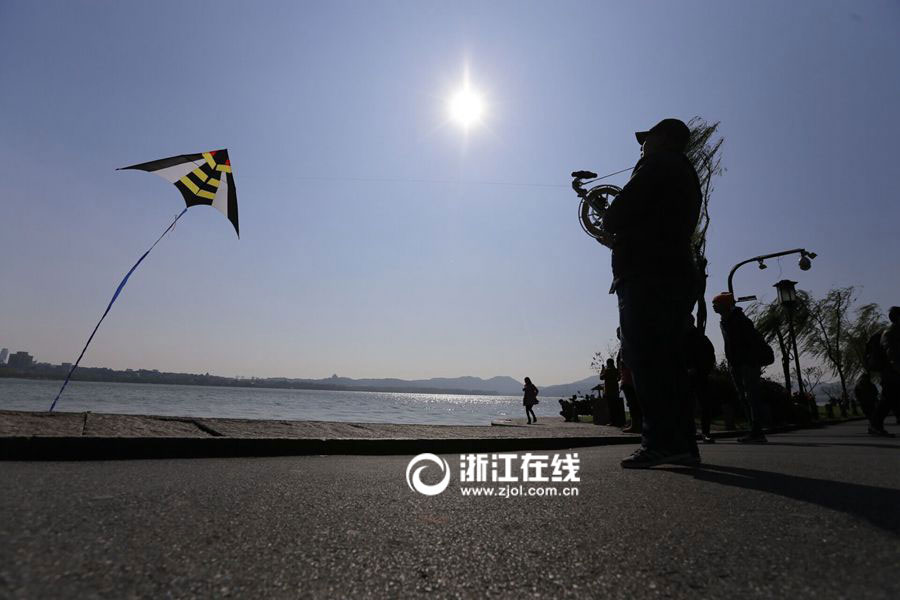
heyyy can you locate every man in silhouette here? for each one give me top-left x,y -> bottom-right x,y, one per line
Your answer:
600,358 -> 625,427
712,292 -> 768,443
686,317 -> 717,443
854,372 -> 878,420
604,118 -> 702,468
616,327 -> 642,433
869,306 -> 900,436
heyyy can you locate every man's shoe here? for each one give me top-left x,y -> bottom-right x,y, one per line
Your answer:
737,432 -> 767,444
620,447 -> 690,469
621,425 -> 642,434
702,435 -> 716,444
868,426 -> 896,438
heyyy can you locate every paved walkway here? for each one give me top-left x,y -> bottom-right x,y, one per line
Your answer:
1,421 -> 895,598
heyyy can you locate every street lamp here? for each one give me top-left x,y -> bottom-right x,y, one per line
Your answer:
773,279 -> 813,419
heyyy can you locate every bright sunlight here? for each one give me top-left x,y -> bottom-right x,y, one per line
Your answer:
448,85 -> 485,129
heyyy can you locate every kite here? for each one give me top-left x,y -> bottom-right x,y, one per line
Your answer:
49,150 -> 239,411
119,150 -> 239,237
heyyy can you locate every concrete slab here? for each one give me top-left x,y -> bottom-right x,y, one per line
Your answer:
0,410 -> 84,437
82,413 -> 207,438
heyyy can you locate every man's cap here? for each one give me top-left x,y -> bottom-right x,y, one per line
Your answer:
635,118 -> 691,150
712,292 -> 735,306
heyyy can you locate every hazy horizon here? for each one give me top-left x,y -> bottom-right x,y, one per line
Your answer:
2,1 -> 898,383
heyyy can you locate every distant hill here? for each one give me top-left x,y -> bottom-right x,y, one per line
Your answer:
296,375 -> 525,395
298,374 -> 602,397
1,364 -> 599,397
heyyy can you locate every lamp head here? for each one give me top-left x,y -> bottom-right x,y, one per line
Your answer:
774,279 -> 798,305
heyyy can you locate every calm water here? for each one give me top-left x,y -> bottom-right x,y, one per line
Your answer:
0,378 -> 525,425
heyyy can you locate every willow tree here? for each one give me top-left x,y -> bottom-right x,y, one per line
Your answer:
685,117 -> 725,333
804,287 -> 857,414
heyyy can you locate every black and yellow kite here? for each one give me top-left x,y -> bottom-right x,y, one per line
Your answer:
119,149 -> 239,237
50,150 -> 240,411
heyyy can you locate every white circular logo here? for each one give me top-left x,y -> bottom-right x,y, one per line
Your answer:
406,453 -> 451,496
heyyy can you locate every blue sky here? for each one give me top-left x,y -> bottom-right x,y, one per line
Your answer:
1,0 -> 898,384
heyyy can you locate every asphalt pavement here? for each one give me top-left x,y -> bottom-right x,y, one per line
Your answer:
1,421 -> 897,599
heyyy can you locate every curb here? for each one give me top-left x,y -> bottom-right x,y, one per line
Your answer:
0,434 -> 642,461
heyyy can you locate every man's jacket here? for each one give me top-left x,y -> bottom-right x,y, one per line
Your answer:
720,307 -> 764,368
603,150 -> 702,286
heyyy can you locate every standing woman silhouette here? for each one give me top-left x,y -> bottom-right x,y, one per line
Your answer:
523,377 -> 539,424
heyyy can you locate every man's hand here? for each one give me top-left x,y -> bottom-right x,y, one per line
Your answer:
596,232 -> 615,248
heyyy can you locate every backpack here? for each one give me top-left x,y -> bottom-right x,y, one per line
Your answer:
690,330 -> 717,375
700,335 -> 717,374
864,330 -> 887,372
753,329 -> 776,367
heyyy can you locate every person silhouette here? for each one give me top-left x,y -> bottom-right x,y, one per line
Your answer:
617,327 -> 643,433
713,292 -> 770,443
523,377 -> 539,424
686,317 -> 717,443
601,358 -> 624,427
870,306 -> 900,436
854,372 -> 878,420
604,118 -> 702,468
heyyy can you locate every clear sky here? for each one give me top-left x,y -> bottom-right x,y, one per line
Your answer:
1,0 -> 898,384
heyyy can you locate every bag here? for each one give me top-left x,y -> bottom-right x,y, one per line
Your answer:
864,330 -> 887,372
758,340 -> 776,367
753,329 -> 775,367
697,334 -> 717,374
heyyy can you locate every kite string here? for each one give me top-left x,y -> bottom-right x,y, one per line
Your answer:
49,207 -> 189,412
237,166 -> 633,188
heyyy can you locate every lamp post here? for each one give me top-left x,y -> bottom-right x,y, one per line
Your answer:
773,279 -> 813,419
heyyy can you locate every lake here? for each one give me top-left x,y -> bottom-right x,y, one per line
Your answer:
0,378 -> 526,425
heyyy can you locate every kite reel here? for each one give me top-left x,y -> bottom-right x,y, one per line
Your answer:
571,170 -> 621,248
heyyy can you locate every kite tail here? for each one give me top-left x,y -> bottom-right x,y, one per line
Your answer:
49,208 -> 189,412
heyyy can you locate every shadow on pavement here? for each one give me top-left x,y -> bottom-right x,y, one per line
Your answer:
660,463 -> 900,535
759,441 -> 900,450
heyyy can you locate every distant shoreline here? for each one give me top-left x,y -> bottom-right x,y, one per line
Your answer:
0,370 -> 504,397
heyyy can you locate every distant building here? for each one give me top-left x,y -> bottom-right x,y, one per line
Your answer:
8,351 -> 34,369
0,348 -> 7,364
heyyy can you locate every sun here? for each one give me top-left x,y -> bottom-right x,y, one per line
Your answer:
448,86 -> 484,129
